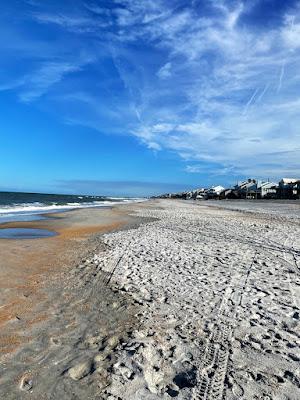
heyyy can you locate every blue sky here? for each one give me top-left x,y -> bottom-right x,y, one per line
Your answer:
1,0 -> 300,196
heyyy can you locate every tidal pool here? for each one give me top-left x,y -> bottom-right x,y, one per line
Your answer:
0,228 -> 57,239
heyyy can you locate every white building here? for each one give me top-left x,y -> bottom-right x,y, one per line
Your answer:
257,181 -> 278,198
206,185 -> 225,198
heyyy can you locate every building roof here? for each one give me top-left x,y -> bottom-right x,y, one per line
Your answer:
209,185 -> 225,193
280,178 -> 299,184
258,181 -> 278,189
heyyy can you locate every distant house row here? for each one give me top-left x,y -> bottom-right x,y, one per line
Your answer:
157,178 -> 300,200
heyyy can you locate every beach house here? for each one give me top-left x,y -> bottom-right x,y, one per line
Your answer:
206,185 -> 225,199
234,179 -> 257,199
219,188 -> 240,199
257,181 -> 278,199
277,178 -> 300,199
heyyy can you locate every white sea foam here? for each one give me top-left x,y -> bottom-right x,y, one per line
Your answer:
0,198 -> 146,219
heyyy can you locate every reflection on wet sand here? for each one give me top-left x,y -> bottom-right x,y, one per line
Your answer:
0,228 -> 57,239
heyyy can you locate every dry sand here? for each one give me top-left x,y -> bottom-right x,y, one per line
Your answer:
0,199 -> 300,399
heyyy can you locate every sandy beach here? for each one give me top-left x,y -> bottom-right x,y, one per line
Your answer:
0,206 -> 142,354
0,199 -> 300,399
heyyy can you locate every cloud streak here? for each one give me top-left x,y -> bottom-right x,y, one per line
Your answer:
19,62 -> 82,102
277,62 -> 285,92
243,88 -> 259,115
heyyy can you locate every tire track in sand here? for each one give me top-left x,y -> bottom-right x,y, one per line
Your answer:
193,248 -> 257,400
283,234 -> 300,311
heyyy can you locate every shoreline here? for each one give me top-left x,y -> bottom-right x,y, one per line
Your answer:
0,198 -> 146,228
0,202 -> 145,237
0,203 -> 145,356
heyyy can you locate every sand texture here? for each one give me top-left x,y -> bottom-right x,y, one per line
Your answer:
1,199 -> 300,399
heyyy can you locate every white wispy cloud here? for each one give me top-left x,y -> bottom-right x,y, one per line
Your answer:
107,0 -> 300,178
282,17 -> 300,49
33,10 -> 110,32
2,0 -> 300,179
19,62 -> 82,103
0,60 -> 83,103
243,88 -> 259,115
157,62 -> 172,79
185,165 -> 203,173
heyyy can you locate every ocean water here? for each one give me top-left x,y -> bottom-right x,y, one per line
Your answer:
0,191 -> 143,223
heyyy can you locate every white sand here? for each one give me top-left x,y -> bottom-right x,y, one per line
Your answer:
82,199 -> 299,399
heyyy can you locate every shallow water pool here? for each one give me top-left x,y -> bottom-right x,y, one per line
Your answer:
0,228 -> 57,239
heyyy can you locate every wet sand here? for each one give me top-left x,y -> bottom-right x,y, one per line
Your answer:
0,205 -> 141,355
